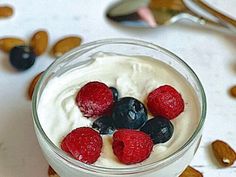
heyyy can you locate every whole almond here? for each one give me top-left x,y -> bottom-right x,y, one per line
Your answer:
28,72 -> 43,100
212,140 -> 236,167
30,30 -> 49,56
48,166 -> 59,177
52,36 -> 82,58
0,6 -> 13,18
179,166 -> 203,177
229,85 -> 236,98
0,37 -> 25,52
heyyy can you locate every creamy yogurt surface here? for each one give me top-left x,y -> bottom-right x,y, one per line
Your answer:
38,52 -> 200,167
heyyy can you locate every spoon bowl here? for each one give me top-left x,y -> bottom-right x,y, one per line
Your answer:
106,0 -> 225,29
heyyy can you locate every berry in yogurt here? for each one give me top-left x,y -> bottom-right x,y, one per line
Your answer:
112,97 -> 148,129
92,115 -> 115,135
140,116 -> 174,144
61,127 -> 102,164
112,129 -> 153,165
76,81 -> 113,118
147,85 -> 184,120
109,87 -> 119,102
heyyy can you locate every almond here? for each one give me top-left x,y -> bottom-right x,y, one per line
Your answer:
30,30 -> 49,56
179,166 -> 203,177
229,85 -> 236,98
0,37 -> 25,52
51,36 -> 82,58
28,72 -> 43,100
212,140 -> 236,167
48,166 -> 59,177
0,6 -> 13,18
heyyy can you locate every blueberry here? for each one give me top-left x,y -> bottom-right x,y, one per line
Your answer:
92,116 -> 115,135
109,87 -> 119,102
112,97 -> 147,129
9,46 -> 36,71
140,116 -> 174,144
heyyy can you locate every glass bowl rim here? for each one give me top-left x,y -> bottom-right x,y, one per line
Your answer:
32,38 -> 207,174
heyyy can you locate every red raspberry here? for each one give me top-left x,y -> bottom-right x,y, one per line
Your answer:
61,127 -> 102,164
76,81 -> 113,118
147,85 -> 184,120
112,129 -> 153,164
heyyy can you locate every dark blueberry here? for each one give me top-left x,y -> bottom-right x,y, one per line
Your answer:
92,116 -> 115,135
109,87 -> 119,102
9,46 -> 36,71
112,97 -> 147,129
140,116 -> 174,144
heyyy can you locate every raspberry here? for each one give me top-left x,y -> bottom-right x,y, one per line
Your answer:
147,85 -> 184,120
112,129 -> 153,164
61,127 -> 102,164
76,81 -> 113,118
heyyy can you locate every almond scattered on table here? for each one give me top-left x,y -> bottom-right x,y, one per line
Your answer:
0,6 -> 13,18
229,85 -> 236,98
30,30 -> 49,56
51,36 -> 82,58
48,166 -> 59,177
28,72 -> 43,100
179,166 -> 203,177
0,37 -> 25,52
212,140 -> 236,167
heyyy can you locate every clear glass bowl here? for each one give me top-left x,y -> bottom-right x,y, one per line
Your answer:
32,39 -> 206,177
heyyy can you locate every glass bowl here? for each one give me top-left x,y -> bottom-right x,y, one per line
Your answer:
32,38 -> 206,177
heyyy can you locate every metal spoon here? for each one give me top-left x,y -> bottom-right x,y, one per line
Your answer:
106,0 -> 227,30
193,0 -> 236,33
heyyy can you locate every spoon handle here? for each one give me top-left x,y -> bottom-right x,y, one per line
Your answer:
182,12 -> 230,31
193,0 -> 236,32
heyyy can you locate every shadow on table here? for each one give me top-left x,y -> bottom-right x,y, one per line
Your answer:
0,54 -> 18,74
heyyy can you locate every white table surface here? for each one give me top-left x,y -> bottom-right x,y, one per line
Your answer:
0,0 -> 236,177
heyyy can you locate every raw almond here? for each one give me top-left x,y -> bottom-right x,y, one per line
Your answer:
0,6 -> 13,18
0,37 -> 25,52
179,166 -> 203,177
48,166 -> 59,177
30,30 -> 49,56
212,140 -> 236,167
51,36 -> 82,58
229,85 -> 236,98
28,72 -> 43,100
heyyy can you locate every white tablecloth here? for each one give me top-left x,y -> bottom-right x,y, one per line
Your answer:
0,0 -> 236,176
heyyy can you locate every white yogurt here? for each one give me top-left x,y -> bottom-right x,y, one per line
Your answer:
38,52 -> 200,168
